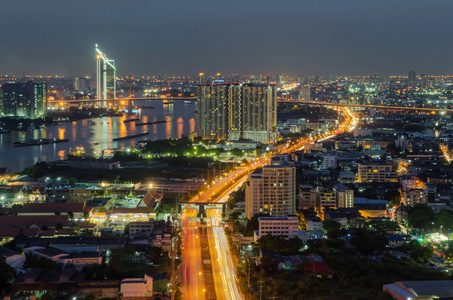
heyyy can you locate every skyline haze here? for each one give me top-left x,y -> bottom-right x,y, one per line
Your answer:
1,0 -> 452,76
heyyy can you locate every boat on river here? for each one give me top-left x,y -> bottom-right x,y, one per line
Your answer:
123,118 -> 141,123
112,131 -> 149,141
135,120 -> 167,126
13,138 -> 69,147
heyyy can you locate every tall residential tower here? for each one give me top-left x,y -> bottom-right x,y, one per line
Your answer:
197,83 -> 278,144
0,82 -> 47,118
245,160 -> 296,219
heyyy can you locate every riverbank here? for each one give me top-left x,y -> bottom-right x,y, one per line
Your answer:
0,108 -> 124,132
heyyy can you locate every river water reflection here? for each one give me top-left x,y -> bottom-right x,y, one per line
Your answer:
0,101 -> 197,172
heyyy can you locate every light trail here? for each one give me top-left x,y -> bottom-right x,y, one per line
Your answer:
181,227 -> 204,300
211,226 -> 242,300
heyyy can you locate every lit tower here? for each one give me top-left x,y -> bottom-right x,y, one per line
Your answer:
199,72 -> 204,85
95,44 -> 116,107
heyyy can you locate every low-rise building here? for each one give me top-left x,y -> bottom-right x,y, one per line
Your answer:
17,203 -> 90,219
129,219 -> 155,239
383,280 -> 453,299
401,188 -> 428,207
254,215 -> 299,242
320,154 -> 337,170
387,235 -> 408,248
33,247 -> 103,268
120,274 -> 153,298
339,171 -> 355,184
358,162 -> 397,183
0,246 -> 25,268
28,187 -> 46,203
317,187 -> 336,211
298,208 -> 323,231
12,268 -> 120,298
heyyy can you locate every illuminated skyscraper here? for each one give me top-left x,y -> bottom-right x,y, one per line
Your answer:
298,85 -> 311,101
96,44 -> 116,107
74,77 -> 86,91
0,82 -> 47,118
408,70 -> 416,89
199,73 -> 205,85
197,83 -> 278,144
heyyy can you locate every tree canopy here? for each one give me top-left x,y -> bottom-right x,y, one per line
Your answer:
257,235 -> 304,255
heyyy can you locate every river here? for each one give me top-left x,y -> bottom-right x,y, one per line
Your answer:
0,100 -> 197,172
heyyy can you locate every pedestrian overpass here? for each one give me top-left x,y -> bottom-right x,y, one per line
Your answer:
179,202 -> 226,227
179,202 -> 226,217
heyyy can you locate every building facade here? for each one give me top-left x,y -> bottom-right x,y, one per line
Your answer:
317,187 -> 336,210
401,189 -> 428,207
357,163 -> 397,183
334,184 -> 354,208
197,83 -> 278,144
257,215 -> 299,240
299,184 -> 317,209
0,82 -> 47,118
320,154 -> 337,170
246,161 -> 296,219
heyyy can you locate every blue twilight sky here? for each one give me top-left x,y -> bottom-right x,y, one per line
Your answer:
0,0 -> 452,76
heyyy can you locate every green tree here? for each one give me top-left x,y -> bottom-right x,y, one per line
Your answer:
55,222 -> 63,230
227,187 -> 245,209
68,177 -> 77,185
79,229 -> 95,236
24,253 -> 63,272
259,256 -> 279,274
257,235 -> 303,255
0,260 -> 16,291
244,214 -> 267,237
384,190 -> 401,206
322,219 -> 342,239
231,148 -> 243,157
350,229 -> 388,255
410,246 -> 433,263
434,210 -> 453,232
407,204 -> 434,231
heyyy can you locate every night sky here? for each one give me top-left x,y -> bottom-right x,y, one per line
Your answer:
1,0 -> 452,76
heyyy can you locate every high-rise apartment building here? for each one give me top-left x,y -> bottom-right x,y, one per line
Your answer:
96,44 -> 116,107
0,82 -> 47,118
275,75 -> 283,86
74,77 -> 86,91
245,160 -> 296,219
197,84 -> 230,140
297,75 -> 309,85
420,74 -> 428,91
298,85 -> 311,101
197,83 -> 278,144
408,71 -> 416,89
199,73 -> 205,85
334,184 -> 354,208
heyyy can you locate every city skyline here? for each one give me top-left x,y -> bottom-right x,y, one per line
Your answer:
1,0 -> 453,76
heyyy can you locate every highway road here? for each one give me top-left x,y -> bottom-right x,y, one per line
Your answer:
179,107 -> 358,300
181,227 -> 204,300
